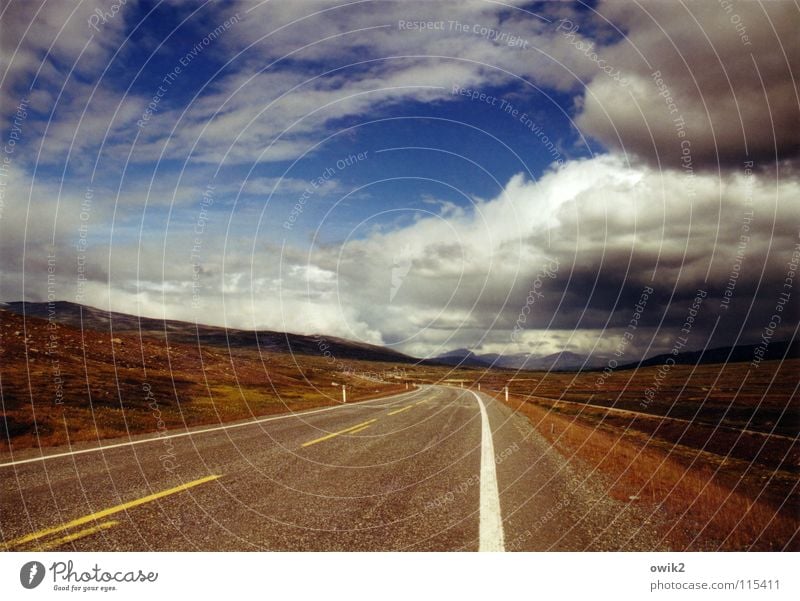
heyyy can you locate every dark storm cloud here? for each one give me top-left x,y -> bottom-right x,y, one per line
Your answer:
576,0 -> 800,170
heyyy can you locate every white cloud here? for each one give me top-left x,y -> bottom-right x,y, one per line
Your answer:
5,153 -> 796,358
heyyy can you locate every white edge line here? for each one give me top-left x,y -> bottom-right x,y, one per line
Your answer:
0,387 -> 427,468
470,390 -> 505,552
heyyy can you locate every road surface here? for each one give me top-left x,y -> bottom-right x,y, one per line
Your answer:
0,386 -> 658,551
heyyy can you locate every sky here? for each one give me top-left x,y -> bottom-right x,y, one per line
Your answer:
0,0 -> 798,361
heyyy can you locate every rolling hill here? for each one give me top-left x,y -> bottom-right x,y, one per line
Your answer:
1,301 -> 422,365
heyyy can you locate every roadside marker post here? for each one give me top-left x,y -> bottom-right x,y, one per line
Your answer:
504,386 -> 508,402
342,385 -> 347,403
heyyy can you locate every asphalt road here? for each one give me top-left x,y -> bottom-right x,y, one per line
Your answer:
0,385 -> 653,551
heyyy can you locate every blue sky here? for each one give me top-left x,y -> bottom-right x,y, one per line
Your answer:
1,0 -> 797,360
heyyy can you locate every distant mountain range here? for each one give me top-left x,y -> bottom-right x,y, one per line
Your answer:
432,348 -> 605,371
619,340 -> 799,369
434,340 -> 798,372
431,348 -> 492,368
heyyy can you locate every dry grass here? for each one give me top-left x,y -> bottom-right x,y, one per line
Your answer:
493,359 -> 799,437
0,308 -> 408,452
501,394 -> 799,551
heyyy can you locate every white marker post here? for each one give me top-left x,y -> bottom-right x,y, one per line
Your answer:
478,383 -> 481,391
504,386 -> 509,402
342,385 -> 347,403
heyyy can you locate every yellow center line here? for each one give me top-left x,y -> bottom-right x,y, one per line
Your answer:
3,474 -> 221,550
301,419 -> 377,447
347,424 -> 372,435
388,404 -> 414,416
32,520 -> 119,551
